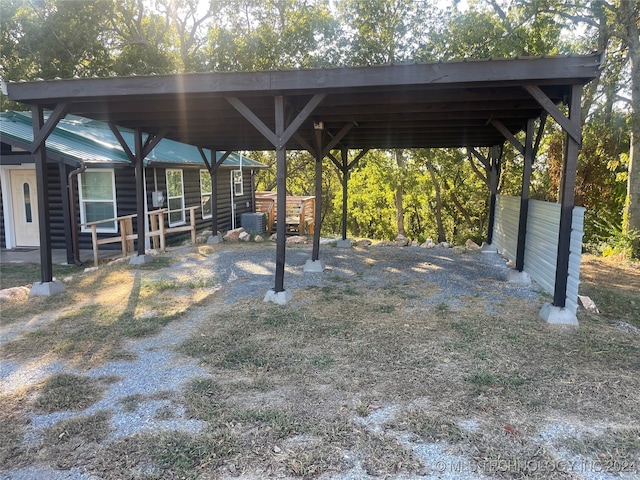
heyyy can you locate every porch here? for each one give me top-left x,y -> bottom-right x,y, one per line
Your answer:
255,191 -> 315,235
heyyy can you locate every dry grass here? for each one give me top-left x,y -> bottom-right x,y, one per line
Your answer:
1,247 -> 639,479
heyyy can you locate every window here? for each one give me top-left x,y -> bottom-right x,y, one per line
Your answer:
200,169 -> 212,219
22,182 -> 33,223
233,170 -> 243,196
78,169 -> 117,233
166,169 -> 185,226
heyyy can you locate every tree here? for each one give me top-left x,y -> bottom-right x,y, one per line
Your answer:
513,0 -> 639,256
207,0 -> 339,71
156,0 -> 213,72
0,0 -> 113,81
109,0 -> 177,75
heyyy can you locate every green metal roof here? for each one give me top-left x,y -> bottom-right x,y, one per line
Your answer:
0,111 -> 266,168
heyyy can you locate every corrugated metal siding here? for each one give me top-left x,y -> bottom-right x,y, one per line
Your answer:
493,194 -> 585,314
493,195 -> 520,261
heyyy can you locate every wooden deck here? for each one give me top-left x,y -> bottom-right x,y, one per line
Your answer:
255,191 -> 315,235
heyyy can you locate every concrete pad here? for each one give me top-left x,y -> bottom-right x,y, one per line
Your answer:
506,269 -> 531,285
539,302 -> 579,326
303,259 -> 325,273
263,289 -> 292,305
207,235 -> 223,244
129,253 -> 154,265
480,242 -> 498,253
336,239 -> 352,248
29,280 -> 65,297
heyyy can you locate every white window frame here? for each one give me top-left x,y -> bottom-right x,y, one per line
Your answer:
166,168 -> 185,226
78,169 -> 117,233
200,169 -> 212,219
233,170 -> 243,196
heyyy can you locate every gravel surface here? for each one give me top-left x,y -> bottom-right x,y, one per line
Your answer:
1,243 -> 634,480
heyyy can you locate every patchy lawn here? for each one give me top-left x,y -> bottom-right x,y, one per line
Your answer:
0,245 -> 638,479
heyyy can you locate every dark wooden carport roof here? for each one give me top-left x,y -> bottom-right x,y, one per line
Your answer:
7,53 -> 601,313
7,54 -> 601,152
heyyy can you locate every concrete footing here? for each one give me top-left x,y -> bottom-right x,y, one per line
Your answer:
264,289 -> 292,305
207,235 -> 223,244
539,302 -> 579,326
336,238 -> 352,248
506,269 -> 531,285
30,280 -> 65,297
303,259 -> 325,273
129,253 -> 154,265
480,242 -> 498,253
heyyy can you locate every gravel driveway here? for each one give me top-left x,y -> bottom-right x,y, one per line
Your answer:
2,243 -> 635,480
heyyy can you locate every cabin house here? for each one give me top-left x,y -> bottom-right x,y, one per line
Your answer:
0,111 -> 265,263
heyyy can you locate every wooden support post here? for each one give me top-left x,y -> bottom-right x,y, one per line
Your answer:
91,225 -> 99,267
553,85 -> 583,308
134,130 -> 146,256
120,218 -> 128,257
341,148 -> 348,241
159,211 -> 166,252
190,207 -> 197,244
150,213 -> 159,249
515,119 -> 535,271
125,218 -> 134,253
312,127 -> 323,261
486,145 -> 500,245
275,96 -> 287,293
32,105 -> 53,282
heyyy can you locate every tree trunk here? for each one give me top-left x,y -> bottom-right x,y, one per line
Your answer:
425,158 -> 446,243
619,0 -> 640,256
394,149 -> 406,237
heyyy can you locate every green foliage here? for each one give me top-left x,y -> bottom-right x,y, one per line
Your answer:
592,217 -> 640,260
0,0 -> 636,253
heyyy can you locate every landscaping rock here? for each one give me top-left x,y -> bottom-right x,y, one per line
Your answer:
196,229 -> 212,244
269,233 -> 277,242
239,231 -> 250,242
0,286 -> 30,302
420,238 -> 436,249
286,236 -> 307,245
396,234 -> 409,247
578,295 -> 599,313
465,239 -> 481,250
223,227 -> 245,242
254,235 -> 264,242
355,239 -> 372,247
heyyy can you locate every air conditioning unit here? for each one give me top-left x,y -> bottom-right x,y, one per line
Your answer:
241,213 -> 266,235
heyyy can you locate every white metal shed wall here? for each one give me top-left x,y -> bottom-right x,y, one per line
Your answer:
492,195 -> 585,314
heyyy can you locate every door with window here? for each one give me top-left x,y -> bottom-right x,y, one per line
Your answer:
10,169 -> 39,246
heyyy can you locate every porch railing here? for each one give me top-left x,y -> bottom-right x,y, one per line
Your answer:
82,206 -> 198,266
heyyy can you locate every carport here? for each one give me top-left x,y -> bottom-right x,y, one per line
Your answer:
6,53 -> 601,323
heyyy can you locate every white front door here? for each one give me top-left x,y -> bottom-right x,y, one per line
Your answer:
10,169 -> 40,247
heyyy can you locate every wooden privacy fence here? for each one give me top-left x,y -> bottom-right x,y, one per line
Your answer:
82,206 -> 198,266
255,191 -> 315,235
